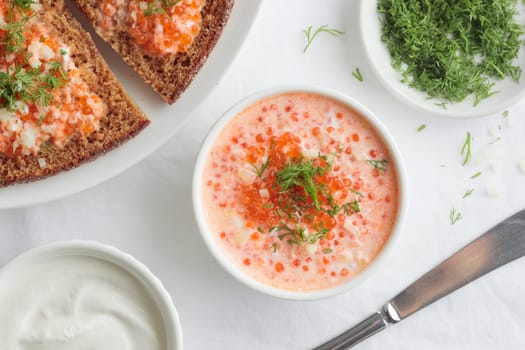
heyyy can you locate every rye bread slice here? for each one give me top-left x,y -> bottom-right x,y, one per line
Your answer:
72,0 -> 234,104
0,0 -> 149,187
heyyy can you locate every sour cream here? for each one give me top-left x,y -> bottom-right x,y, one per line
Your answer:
0,255 -> 167,350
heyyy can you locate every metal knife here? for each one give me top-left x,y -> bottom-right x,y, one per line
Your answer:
314,208 -> 525,350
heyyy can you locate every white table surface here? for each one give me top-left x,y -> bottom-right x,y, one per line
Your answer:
2,1 -> 525,349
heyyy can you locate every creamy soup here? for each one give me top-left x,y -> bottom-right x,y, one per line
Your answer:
202,92 -> 399,291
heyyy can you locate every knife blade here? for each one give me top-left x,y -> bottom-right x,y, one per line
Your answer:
314,208 -> 525,350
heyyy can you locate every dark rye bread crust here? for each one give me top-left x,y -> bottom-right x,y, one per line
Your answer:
0,0 -> 149,187
72,0 -> 234,104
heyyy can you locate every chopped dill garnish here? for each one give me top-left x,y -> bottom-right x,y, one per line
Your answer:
345,200 -> 360,214
13,0 -> 36,9
271,223 -> 329,246
503,110 -> 509,118
259,151 -> 363,248
352,67 -> 363,82
303,25 -> 344,53
378,0 -> 524,106
463,189 -> 474,198
2,1 -> 35,53
461,132 -> 472,166
323,248 -> 333,254
350,188 -> 364,198
367,159 -> 389,172
39,140 -> 50,155
36,114 -> 46,126
252,158 -> 270,177
276,157 -> 330,210
144,0 -> 181,16
0,62 -> 69,110
470,171 -> 482,179
0,2 -> 69,110
450,208 -> 463,225
417,124 -> 426,132
326,200 -> 360,217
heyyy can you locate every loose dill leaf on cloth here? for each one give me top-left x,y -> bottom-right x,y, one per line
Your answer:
377,0 -> 524,105
303,25 -> 344,53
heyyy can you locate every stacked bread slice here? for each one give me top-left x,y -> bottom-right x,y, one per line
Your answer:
0,0 -> 149,186
0,0 -> 233,187
73,0 -> 234,104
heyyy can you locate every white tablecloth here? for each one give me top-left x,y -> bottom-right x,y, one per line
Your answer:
2,1 -> 525,349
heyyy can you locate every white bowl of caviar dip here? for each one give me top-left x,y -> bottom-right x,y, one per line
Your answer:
193,86 -> 408,300
0,241 -> 183,350
360,0 -> 525,118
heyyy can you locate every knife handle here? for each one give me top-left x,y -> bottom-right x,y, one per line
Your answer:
313,311 -> 390,350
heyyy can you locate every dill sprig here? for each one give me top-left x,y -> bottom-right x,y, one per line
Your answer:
367,159 -> 389,172
378,0 -> 524,106
450,208 -> 463,225
463,188 -> 474,198
352,67 -> 363,82
470,171 -> 482,179
276,157 -> 330,210
267,153 -> 362,249
0,60 -> 68,110
252,157 -> 270,177
303,25 -> 344,53
13,0 -> 36,9
270,223 -> 329,246
144,0 -> 181,16
461,132 -> 472,166
0,1 -> 69,109
2,0 -> 37,53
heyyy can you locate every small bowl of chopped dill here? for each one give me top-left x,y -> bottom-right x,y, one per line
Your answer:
360,0 -> 525,117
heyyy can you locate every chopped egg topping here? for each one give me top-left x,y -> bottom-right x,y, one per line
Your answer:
0,1 -> 107,157
100,0 -> 204,55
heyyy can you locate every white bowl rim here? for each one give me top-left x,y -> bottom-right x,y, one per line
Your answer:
192,85 -> 408,301
359,0 -> 525,119
0,240 -> 183,350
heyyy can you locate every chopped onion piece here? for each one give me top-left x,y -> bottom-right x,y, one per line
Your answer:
518,161 -> 525,174
259,188 -> 269,198
485,183 -> 503,197
38,158 -> 47,169
488,126 -> 500,136
304,240 -> 318,255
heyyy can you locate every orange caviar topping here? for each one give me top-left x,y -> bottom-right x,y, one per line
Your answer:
275,262 -> 284,273
238,131 -> 362,247
101,0 -> 204,56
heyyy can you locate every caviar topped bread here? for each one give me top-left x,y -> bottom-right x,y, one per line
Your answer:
0,0 -> 149,187
72,0 -> 234,104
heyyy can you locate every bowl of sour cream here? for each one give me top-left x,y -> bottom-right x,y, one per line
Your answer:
0,241 -> 182,350
193,86 -> 408,300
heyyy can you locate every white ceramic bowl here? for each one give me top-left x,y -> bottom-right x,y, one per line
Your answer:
193,86 -> 408,300
360,0 -> 525,118
0,241 -> 183,349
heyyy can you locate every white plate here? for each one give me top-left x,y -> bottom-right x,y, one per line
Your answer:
0,0 -> 262,209
360,0 -> 525,118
